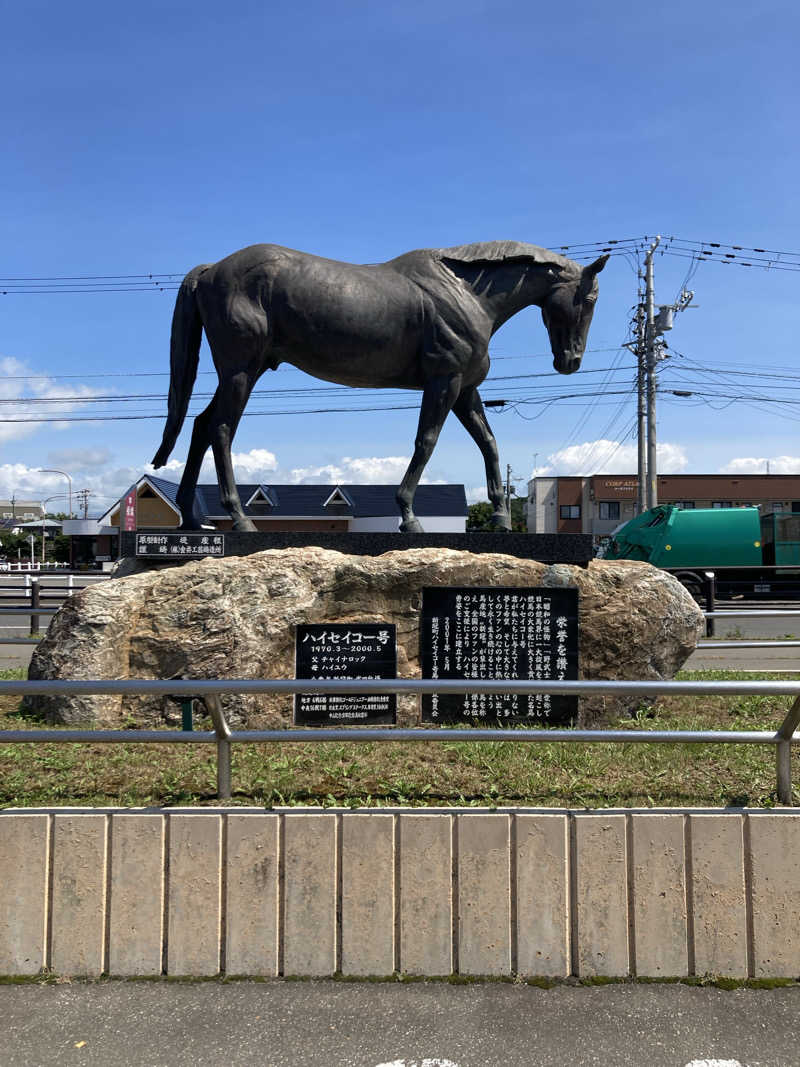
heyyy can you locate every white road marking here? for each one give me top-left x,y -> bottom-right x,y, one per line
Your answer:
683,1060 -> 744,1067
375,1060 -> 460,1067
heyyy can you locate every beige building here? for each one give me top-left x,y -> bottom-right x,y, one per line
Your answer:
526,474 -> 800,537
0,499 -> 44,522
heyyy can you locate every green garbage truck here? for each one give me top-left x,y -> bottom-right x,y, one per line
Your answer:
601,505 -> 800,599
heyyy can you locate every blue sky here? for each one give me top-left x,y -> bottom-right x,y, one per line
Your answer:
2,0 -> 798,515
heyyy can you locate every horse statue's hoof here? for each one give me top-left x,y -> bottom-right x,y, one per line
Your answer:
491,511 -> 512,532
400,518 -> 424,534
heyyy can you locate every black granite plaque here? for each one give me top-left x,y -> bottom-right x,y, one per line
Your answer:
420,587 -> 578,726
135,533 -> 225,558
294,623 -> 397,725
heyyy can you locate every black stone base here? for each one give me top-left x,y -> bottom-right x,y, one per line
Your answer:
120,530 -> 594,565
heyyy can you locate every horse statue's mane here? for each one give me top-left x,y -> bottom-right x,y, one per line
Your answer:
434,240 -> 579,274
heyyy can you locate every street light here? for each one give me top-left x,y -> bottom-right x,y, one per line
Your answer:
41,494 -> 68,565
37,469 -> 73,519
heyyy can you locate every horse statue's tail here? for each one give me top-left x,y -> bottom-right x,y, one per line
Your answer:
151,264 -> 209,468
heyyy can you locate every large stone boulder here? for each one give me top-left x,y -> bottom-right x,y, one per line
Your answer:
24,548 -> 703,728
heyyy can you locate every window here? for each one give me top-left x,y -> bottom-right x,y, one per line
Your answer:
792,502 -> 800,513
559,504 -> 580,519
598,501 -> 620,520
677,501 -> 695,509
712,501 -> 733,508
771,502 -> 785,512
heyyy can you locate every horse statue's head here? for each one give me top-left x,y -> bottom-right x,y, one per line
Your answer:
541,254 -> 609,375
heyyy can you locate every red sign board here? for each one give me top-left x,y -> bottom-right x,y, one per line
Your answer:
122,490 -> 137,532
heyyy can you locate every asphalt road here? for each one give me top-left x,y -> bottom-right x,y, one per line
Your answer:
1,979 -> 798,1067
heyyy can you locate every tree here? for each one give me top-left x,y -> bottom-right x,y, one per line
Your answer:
0,532 -> 40,561
467,498 -> 527,532
466,501 -> 494,530
52,534 -> 71,564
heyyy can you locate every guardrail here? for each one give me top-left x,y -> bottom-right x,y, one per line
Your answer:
699,608 -> 800,647
674,567 -> 800,609
1,677 -> 799,805
0,575 -> 102,641
0,562 -> 71,572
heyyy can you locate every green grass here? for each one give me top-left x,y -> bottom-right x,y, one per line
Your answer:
1,668 -> 797,808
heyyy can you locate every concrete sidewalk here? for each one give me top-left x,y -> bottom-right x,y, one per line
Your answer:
1,979 -> 798,1067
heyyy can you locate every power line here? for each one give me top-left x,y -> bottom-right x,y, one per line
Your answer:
0,348 -> 630,382
5,234 -> 800,296
656,235 -> 800,272
0,389 -> 647,425
0,239 -> 647,294
673,236 -> 800,258
1,286 -> 183,295
0,365 -> 644,405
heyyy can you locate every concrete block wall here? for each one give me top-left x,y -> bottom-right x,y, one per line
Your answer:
1,808 -> 799,979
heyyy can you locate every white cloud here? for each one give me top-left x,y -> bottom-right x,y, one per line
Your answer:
542,439 -> 688,476
0,463 -> 89,505
288,455 -> 411,484
719,455 -> 800,475
0,355 -> 108,443
231,449 -> 278,480
147,458 -> 184,476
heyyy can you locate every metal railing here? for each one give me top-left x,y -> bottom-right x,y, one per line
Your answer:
0,575 -> 101,641
1,677 -> 799,805
698,608 -> 800,649
682,568 -> 800,612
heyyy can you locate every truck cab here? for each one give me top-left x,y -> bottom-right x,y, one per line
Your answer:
602,505 -> 764,601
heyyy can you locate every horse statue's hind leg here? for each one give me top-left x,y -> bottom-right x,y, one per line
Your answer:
209,368 -> 261,531
396,372 -> 463,532
174,389 -> 219,529
173,365 -> 261,530
452,385 -> 510,530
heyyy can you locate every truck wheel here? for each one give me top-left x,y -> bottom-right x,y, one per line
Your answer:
676,575 -> 704,605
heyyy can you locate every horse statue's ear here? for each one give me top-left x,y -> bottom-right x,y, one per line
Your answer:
583,254 -> 610,277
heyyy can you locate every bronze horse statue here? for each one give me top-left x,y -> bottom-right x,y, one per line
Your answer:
152,240 -> 608,531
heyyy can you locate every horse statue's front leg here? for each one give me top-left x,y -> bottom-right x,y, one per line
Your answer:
491,499 -> 512,531
397,493 -> 424,534
397,372 -> 463,533
452,384 -> 511,532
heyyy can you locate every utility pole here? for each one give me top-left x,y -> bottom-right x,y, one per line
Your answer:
626,237 -> 696,514
644,236 -> 661,509
634,301 -> 647,515
76,488 -> 92,518
529,453 -> 539,533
